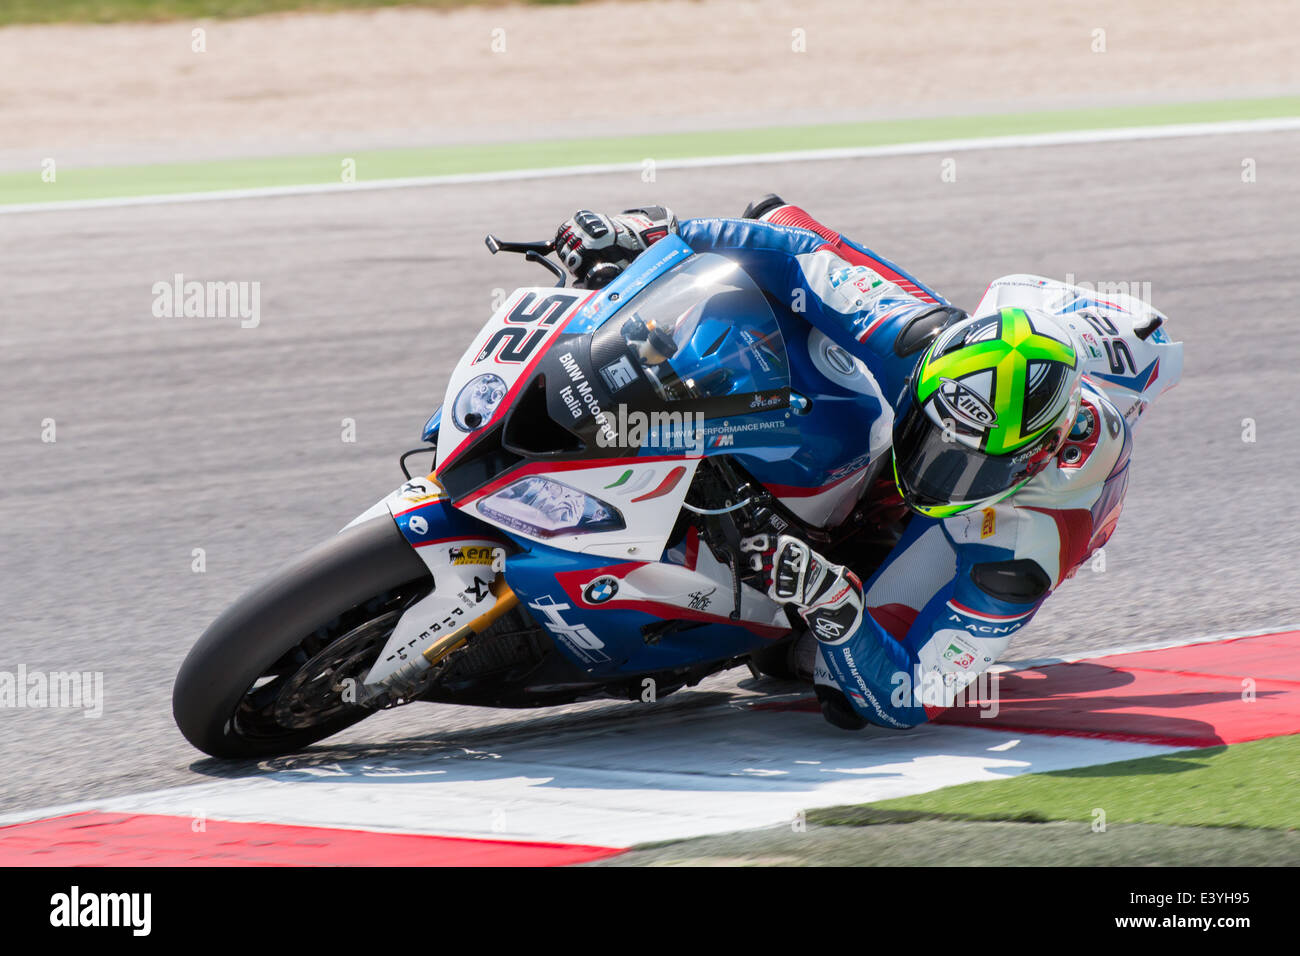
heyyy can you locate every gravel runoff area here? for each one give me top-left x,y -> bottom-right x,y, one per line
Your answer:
2,0 -> 1300,169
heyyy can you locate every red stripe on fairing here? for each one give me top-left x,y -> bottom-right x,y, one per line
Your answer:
411,535 -> 507,550
763,466 -> 866,499
392,498 -> 447,517
684,526 -> 700,570
554,563 -> 647,587
0,812 -> 624,866
456,455 -> 687,505
606,599 -> 787,638
630,465 -> 687,502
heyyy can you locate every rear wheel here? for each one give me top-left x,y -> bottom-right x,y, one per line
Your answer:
172,517 -> 431,759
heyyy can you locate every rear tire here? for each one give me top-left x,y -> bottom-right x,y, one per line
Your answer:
172,517 -> 431,759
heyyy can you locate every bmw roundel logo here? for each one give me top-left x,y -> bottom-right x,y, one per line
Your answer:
1069,406 -> 1096,440
583,576 -> 619,604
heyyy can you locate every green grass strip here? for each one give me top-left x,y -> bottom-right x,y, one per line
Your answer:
5,95 -> 1299,207
0,0 -> 575,27
809,734 -> 1300,831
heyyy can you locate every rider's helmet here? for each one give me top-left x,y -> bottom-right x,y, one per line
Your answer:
891,306 -> 1082,518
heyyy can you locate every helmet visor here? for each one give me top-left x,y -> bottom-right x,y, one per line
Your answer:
892,393 -> 1053,516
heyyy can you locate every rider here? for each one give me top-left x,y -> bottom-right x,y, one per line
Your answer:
553,199 -> 1182,730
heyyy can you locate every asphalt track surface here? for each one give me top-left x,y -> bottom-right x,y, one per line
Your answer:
1,130 -> 1297,816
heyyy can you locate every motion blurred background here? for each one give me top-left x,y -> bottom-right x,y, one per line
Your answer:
3,0 -> 1299,168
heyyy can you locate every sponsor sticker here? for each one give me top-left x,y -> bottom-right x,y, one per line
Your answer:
937,377 -> 998,428
528,595 -> 610,665
449,545 -> 495,566
398,478 -> 444,506
687,587 -> 715,611
942,641 -> 977,669
598,355 -> 638,392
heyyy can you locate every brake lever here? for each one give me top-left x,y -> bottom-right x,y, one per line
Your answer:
484,234 -> 566,288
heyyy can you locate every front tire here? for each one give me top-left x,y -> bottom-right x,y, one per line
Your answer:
173,517 -> 431,759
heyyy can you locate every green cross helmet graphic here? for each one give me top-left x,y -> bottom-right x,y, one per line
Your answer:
914,307 -> 1077,455
891,307 -> 1084,519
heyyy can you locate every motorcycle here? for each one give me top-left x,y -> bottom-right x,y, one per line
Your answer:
173,230 -> 907,758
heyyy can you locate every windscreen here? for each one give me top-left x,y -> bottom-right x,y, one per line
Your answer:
595,254 -> 788,402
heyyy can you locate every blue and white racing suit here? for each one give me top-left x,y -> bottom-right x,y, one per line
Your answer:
673,206 -> 1183,727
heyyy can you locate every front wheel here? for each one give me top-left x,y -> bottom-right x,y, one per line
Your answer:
172,517 -> 432,759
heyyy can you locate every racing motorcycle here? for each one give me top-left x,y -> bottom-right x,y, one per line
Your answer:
173,231 -> 913,759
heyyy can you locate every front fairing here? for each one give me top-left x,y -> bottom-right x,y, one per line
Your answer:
432,237 -> 804,557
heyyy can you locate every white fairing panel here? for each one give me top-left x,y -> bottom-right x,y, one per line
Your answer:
564,540 -> 788,636
777,459 -> 879,529
362,475 -> 506,686
362,539 -> 504,686
436,287 -> 589,467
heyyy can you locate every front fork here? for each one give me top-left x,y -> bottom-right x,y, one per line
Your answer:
376,567 -> 518,700
346,474 -> 518,701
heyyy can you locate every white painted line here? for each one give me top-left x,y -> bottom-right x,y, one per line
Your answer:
0,706 -> 1181,848
4,116 -> 1298,216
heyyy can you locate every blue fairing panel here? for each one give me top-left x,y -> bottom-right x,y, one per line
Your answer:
421,405 -> 441,443
566,234 -> 697,334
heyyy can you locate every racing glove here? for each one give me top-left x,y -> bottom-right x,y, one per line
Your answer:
745,534 -> 865,646
554,206 -> 677,289
745,534 -> 871,729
